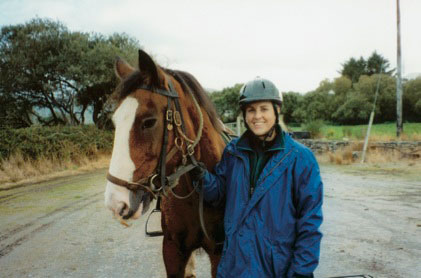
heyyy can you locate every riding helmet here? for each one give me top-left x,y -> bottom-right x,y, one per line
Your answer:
238,77 -> 282,107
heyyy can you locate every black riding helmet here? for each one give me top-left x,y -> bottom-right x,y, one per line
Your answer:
239,77 -> 282,106
239,78 -> 283,141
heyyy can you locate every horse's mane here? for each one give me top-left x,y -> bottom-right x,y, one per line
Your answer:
164,68 -> 224,134
114,67 -> 224,134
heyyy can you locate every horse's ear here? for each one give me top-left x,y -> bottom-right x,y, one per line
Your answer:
115,56 -> 135,80
138,49 -> 161,87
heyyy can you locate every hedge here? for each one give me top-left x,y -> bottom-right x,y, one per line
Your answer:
0,125 -> 114,160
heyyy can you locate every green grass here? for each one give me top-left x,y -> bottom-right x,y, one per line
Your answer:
288,122 -> 421,140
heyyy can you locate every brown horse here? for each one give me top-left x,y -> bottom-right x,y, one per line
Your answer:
104,50 -> 227,278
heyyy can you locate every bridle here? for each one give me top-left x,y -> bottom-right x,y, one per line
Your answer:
106,74 -> 203,200
106,74 -> 215,240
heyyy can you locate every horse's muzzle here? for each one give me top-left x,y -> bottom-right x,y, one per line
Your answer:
105,182 -> 150,221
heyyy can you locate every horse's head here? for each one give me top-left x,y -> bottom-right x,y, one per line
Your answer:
105,50 -> 226,223
105,50 -> 174,220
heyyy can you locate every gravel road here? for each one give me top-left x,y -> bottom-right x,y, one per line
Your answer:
0,165 -> 420,278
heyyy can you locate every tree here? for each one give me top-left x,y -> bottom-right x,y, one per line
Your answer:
353,74 -> 396,123
75,33 -> 139,127
0,19 -> 86,125
292,89 -> 335,124
333,76 -> 352,96
403,77 -> 421,122
281,92 -> 302,124
340,57 -> 367,84
339,51 -> 393,84
0,18 -> 140,127
0,88 -> 33,128
292,79 -> 338,123
366,51 -> 394,76
332,92 -> 372,125
376,75 -> 396,122
209,84 -> 242,123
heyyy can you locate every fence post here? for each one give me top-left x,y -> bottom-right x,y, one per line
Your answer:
361,111 -> 374,163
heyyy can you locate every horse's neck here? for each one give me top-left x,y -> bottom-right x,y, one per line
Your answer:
176,88 -> 225,168
196,116 -> 226,169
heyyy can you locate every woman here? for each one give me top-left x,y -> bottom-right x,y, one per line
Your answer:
192,77 -> 323,278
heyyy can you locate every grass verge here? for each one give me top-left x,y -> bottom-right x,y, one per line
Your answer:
0,151 -> 111,188
316,141 -> 421,180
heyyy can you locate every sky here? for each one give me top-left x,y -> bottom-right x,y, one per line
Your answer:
1,0 -> 420,93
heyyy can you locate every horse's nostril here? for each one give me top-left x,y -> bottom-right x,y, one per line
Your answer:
123,209 -> 135,220
119,203 -> 128,216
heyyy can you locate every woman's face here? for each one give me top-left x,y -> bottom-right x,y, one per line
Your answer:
245,101 -> 276,139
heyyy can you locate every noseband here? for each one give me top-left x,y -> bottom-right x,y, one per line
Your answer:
106,75 -> 203,200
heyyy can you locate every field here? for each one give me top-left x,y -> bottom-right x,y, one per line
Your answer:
289,122 -> 421,141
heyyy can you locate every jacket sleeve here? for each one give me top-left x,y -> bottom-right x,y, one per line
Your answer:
288,150 -> 323,278
201,147 -> 230,205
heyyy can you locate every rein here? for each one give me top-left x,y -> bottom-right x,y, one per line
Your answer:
107,75 -> 214,240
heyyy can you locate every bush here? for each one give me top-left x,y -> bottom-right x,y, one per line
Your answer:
0,125 -> 113,161
342,126 -> 352,138
326,129 -> 335,139
302,120 -> 324,138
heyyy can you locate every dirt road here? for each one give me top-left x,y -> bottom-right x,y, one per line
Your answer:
0,166 -> 420,278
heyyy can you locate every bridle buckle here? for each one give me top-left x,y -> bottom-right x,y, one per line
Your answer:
187,144 -> 195,156
166,109 -> 173,122
149,174 -> 165,192
174,111 -> 182,126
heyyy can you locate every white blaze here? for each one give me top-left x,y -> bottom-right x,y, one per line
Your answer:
109,97 -> 139,179
104,97 -> 139,214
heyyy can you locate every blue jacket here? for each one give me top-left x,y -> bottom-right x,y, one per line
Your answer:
202,132 -> 323,278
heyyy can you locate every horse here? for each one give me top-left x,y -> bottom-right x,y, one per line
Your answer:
104,49 -> 228,278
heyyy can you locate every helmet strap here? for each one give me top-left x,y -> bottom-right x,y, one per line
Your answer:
261,125 -> 276,148
273,102 -> 280,124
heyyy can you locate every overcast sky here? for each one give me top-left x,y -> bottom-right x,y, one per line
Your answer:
1,0 -> 420,93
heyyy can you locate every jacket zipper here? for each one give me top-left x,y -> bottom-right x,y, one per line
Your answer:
227,148 -> 294,197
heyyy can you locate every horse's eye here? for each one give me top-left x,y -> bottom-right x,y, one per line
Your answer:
142,118 -> 157,130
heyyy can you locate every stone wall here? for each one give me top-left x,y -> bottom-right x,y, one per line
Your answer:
297,139 -> 421,156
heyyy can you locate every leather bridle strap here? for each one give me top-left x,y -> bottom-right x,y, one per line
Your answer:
166,163 -> 196,186
137,84 -> 179,98
158,95 -> 172,193
106,172 -> 157,199
173,94 -> 199,170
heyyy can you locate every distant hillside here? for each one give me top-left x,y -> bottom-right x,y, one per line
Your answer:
33,107 -> 94,125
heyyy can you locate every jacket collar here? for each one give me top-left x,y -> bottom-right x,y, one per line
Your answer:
236,125 -> 285,153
